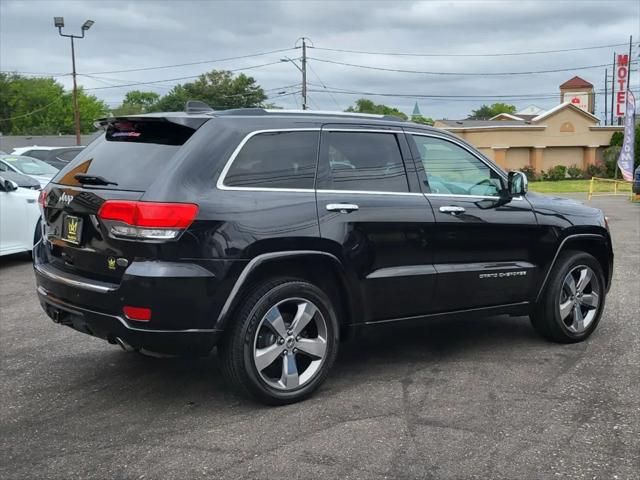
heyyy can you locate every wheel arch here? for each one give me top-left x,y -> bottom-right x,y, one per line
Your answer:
536,233 -> 613,302
215,250 -> 363,340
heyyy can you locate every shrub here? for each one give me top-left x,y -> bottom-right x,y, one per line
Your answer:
567,164 -> 583,179
520,165 -> 537,181
603,145 -> 621,178
546,165 -> 567,181
609,131 -> 624,146
586,163 -> 606,178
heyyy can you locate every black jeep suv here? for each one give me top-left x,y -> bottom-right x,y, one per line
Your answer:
34,108 -> 613,404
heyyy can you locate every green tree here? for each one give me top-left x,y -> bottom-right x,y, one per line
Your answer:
0,73 -> 108,135
468,103 -> 517,120
151,70 -> 267,112
411,115 -> 434,126
112,90 -> 160,115
345,98 -> 408,120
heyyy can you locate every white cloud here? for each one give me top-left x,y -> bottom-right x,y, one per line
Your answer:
1,0 -> 638,119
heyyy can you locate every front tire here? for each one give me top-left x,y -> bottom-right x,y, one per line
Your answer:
531,250 -> 606,343
219,277 -> 339,405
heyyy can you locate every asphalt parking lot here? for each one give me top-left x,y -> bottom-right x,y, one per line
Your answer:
1,194 -> 638,480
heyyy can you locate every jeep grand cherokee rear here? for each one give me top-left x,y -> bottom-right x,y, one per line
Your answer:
35,108 -> 613,405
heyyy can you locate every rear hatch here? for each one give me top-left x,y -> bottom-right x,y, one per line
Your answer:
42,116 -> 205,282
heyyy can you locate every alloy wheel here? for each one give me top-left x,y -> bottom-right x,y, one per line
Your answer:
558,265 -> 600,334
253,297 -> 328,391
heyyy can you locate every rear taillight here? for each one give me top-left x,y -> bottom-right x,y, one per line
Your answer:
38,189 -> 47,214
98,201 -> 198,240
123,306 -> 152,322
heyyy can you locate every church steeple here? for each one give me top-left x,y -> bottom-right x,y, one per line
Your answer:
412,101 -> 422,117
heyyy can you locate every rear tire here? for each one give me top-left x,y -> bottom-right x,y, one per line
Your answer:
219,277 -> 339,405
530,250 -> 606,343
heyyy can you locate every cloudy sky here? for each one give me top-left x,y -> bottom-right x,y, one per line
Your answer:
1,0 -> 638,120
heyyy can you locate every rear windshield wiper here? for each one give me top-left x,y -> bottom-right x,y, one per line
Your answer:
74,173 -> 118,186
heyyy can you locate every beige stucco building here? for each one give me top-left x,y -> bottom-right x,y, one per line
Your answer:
434,77 -> 623,172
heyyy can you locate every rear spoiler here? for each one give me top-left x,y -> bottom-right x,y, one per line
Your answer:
94,114 -> 211,131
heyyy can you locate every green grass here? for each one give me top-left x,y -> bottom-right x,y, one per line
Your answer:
528,179 -> 632,193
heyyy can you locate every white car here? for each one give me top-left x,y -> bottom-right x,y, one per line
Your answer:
0,154 -> 59,188
0,176 -> 42,257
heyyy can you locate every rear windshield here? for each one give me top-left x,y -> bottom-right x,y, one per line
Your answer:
52,119 -> 197,191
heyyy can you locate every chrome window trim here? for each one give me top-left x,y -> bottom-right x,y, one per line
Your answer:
317,189 -> 423,197
216,128 -> 321,191
425,192 -> 524,201
218,127 -> 413,194
323,128 -> 403,133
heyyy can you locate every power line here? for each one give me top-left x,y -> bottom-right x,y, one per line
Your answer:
307,86 -> 639,102
82,61 -> 285,91
308,57 -> 638,76
306,62 -> 341,110
83,47 -> 297,75
311,42 -> 632,57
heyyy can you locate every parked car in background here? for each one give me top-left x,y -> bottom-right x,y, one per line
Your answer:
0,175 -> 41,257
11,146 -> 84,170
0,170 -> 42,190
0,155 -> 58,188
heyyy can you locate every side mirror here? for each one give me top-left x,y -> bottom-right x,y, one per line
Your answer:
507,171 -> 528,196
0,177 -> 19,192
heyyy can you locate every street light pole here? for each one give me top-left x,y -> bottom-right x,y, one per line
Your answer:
54,17 -> 94,146
69,36 -> 80,146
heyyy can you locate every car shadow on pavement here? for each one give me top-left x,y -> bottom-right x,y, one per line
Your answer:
0,252 -> 33,268
62,313 -> 540,407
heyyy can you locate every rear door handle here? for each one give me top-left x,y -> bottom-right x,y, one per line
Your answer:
326,203 -> 359,213
439,206 -> 465,215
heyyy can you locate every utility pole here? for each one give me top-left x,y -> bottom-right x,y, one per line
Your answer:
54,17 -> 94,146
604,68 -> 608,124
626,35 -> 633,96
281,37 -> 311,110
301,38 -> 307,110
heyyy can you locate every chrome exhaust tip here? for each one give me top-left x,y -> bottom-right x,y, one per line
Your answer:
114,337 -> 136,352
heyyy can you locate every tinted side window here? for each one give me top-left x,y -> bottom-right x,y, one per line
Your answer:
56,150 -> 81,161
320,131 -> 408,192
24,150 -> 48,160
411,135 -> 503,197
224,131 -> 318,189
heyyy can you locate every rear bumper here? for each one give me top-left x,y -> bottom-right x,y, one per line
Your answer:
33,241 -> 245,353
37,286 -> 221,354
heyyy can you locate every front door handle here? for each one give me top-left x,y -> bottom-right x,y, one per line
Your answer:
439,206 -> 465,215
326,203 -> 359,213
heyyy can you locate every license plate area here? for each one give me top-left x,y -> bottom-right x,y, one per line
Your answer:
61,215 -> 83,245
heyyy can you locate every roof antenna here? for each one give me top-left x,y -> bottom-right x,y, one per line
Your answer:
185,100 -> 213,114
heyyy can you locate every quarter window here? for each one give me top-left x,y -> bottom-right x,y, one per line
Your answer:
411,135 -> 503,197
320,131 -> 409,192
224,131 -> 319,189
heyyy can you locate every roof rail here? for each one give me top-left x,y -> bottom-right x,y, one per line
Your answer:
213,108 -> 406,122
185,100 -> 214,114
